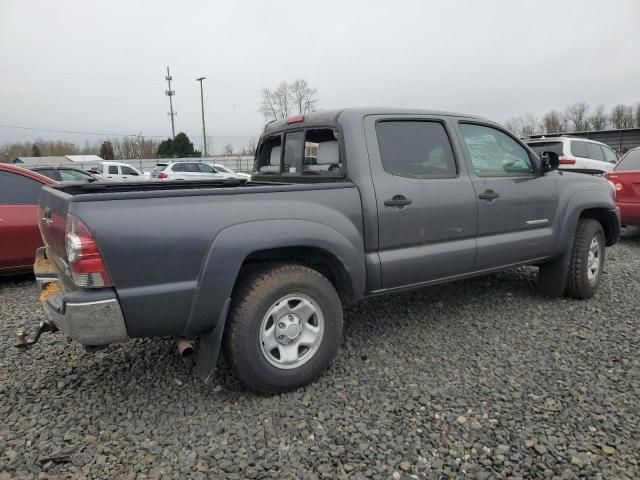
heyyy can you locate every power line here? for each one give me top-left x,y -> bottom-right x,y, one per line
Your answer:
0,91 -> 157,101
0,122 -> 159,137
0,122 -> 255,139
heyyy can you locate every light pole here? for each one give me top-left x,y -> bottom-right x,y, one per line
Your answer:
196,76 -> 207,157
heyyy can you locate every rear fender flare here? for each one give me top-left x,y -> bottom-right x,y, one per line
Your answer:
184,219 -> 365,336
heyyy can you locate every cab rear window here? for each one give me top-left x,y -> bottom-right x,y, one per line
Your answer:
254,128 -> 342,178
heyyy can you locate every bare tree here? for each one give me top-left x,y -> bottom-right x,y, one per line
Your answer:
241,137 -> 257,156
589,105 -> 608,130
542,110 -> 566,134
504,117 -> 520,135
290,79 -> 317,115
520,113 -> 540,137
610,104 -> 634,129
222,143 -> 234,156
259,79 -> 318,120
635,103 -> 640,128
565,102 -> 590,131
259,88 -> 280,121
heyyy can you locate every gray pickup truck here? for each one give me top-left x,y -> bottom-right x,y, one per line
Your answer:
28,108 -> 620,393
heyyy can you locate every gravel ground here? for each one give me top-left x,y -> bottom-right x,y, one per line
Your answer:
1,227 -> 639,480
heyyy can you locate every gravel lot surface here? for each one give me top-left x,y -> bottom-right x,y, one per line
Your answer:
1,227 -> 639,479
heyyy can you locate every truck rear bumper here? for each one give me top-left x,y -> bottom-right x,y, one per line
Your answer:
34,247 -> 128,346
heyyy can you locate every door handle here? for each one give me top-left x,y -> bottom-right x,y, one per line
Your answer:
478,190 -> 500,201
384,195 -> 412,208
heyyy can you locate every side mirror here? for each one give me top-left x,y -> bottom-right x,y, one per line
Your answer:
541,151 -> 559,173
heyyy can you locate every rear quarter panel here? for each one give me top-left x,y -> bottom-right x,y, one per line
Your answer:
68,184 -> 365,337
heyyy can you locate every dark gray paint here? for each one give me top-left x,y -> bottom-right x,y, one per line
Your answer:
38,108 -> 620,343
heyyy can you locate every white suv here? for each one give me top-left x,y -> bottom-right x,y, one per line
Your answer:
151,161 -> 238,180
525,137 -> 617,174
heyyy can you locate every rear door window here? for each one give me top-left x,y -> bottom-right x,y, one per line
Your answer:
571,141 -> 589,158
121,166 -> 139,176
0,171 -> 45,205
197,163 -> 215,173
376,121 -> 457,177
108,165 -> 119,174
586,143 -> 605,161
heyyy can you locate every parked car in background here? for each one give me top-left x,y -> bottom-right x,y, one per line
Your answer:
605,147 -> 640,225
87,161 -> 148,182
525,137 -> 617,174
151,161 -> 237,180
0,164 -> 56,274
29,166 -> 98,183
207,163 -> 251,181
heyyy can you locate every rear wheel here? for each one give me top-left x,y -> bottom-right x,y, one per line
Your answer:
223,264 -> 343,393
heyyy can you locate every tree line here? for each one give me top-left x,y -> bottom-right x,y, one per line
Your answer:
1,134 -> 258,163
505,102 -> 640,138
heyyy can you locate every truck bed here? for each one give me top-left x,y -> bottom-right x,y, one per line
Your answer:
37,178 -> 365,338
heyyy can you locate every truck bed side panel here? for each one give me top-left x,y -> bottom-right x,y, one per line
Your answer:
67,185 -> 364,337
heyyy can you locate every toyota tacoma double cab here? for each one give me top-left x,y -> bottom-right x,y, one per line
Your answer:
27,108 -> 620,393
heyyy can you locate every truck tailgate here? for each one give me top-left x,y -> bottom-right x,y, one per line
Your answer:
38,186 -> 72,261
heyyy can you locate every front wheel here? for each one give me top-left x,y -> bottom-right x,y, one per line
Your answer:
223,264 -> 343,394
565,218 -> 606,299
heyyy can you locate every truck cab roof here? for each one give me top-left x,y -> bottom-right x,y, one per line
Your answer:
262,107 -> 490,135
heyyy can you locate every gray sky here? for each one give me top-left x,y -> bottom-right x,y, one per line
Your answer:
1,0 -> 638,152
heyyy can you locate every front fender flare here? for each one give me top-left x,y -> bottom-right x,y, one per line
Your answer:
553,190 -> 617,256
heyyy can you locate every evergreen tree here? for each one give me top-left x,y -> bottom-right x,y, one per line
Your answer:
31,144 -> 42,157
99,141 -> 115,160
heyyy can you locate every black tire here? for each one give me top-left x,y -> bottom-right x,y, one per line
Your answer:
565,218 -> 606,299
223,264 -> 343,394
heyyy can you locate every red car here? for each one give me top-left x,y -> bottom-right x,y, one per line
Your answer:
0,164 -> 57,274
605,147 -> 640,226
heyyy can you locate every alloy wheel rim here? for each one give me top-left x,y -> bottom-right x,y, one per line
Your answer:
259,294 -> 325,370
587,236 -> 601,286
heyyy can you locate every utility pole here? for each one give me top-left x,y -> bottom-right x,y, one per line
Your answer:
196,76 -> 207,157
165,67 -> 176,139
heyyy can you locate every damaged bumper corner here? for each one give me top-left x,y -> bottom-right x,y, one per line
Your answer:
32,247 -> 129,346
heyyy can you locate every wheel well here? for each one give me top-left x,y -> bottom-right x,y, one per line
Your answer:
579,208 -> 617,246
236,247 -> 354,304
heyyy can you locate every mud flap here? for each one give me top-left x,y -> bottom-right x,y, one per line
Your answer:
193,298 -> 230,384
537,247 -> 572,297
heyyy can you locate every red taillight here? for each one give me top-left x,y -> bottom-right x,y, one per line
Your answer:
158,172 -> 169,179
559,156 -> 576,165
65,214 -> 112,288
609,180 -> 624,192
287,114 -> 304,124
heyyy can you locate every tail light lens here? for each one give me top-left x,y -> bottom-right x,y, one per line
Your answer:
559,156 -> 576,165
158,172 -> 169,179
609,180 -> 624,192
65,214 -> 112,288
